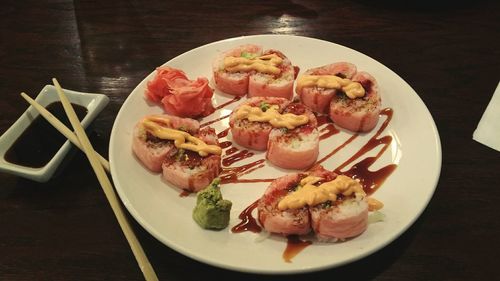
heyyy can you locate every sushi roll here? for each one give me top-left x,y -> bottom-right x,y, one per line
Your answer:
161,127 -> 222,192
257,173 -> 312,235
132,115 -> 200,172
229,97 -> 291,151
266,102 -> 319,170
261,166 -> 371,241
213,45 -> 295,99
132,115 -> 222,191
308,172 -> 369,241
247,49 -> 295,99
296,62 -> 381,132
296,62 -> 357,114
329,71 -> 381,132
213,44 -> 262,96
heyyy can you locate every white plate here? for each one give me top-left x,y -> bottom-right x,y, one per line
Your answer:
109,35 -> 441,274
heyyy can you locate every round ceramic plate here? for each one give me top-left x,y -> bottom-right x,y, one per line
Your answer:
109,35 -> 441,274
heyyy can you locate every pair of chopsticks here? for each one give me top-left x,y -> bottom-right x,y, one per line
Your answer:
21,79 -> 159,281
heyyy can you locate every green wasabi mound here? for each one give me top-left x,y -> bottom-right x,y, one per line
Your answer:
192,178 -> 232,230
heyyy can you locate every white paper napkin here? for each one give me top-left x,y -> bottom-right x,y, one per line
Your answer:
473,81 -> 500,152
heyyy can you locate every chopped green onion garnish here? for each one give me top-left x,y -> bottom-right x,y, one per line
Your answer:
260,101 -> 270,112
241,52 -> 256,59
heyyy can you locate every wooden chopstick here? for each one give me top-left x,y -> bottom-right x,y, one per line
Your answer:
52,78 -> 159,281
20,92 -> 111,173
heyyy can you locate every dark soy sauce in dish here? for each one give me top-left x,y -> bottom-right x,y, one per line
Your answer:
4,102 -> 88,168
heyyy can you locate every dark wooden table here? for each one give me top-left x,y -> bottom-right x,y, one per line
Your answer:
1,0 -> 499,280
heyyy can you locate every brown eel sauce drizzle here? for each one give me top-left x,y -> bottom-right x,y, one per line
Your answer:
283,235 -> 313,263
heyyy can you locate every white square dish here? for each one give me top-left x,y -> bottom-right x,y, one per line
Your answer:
0,85 -> 109,182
